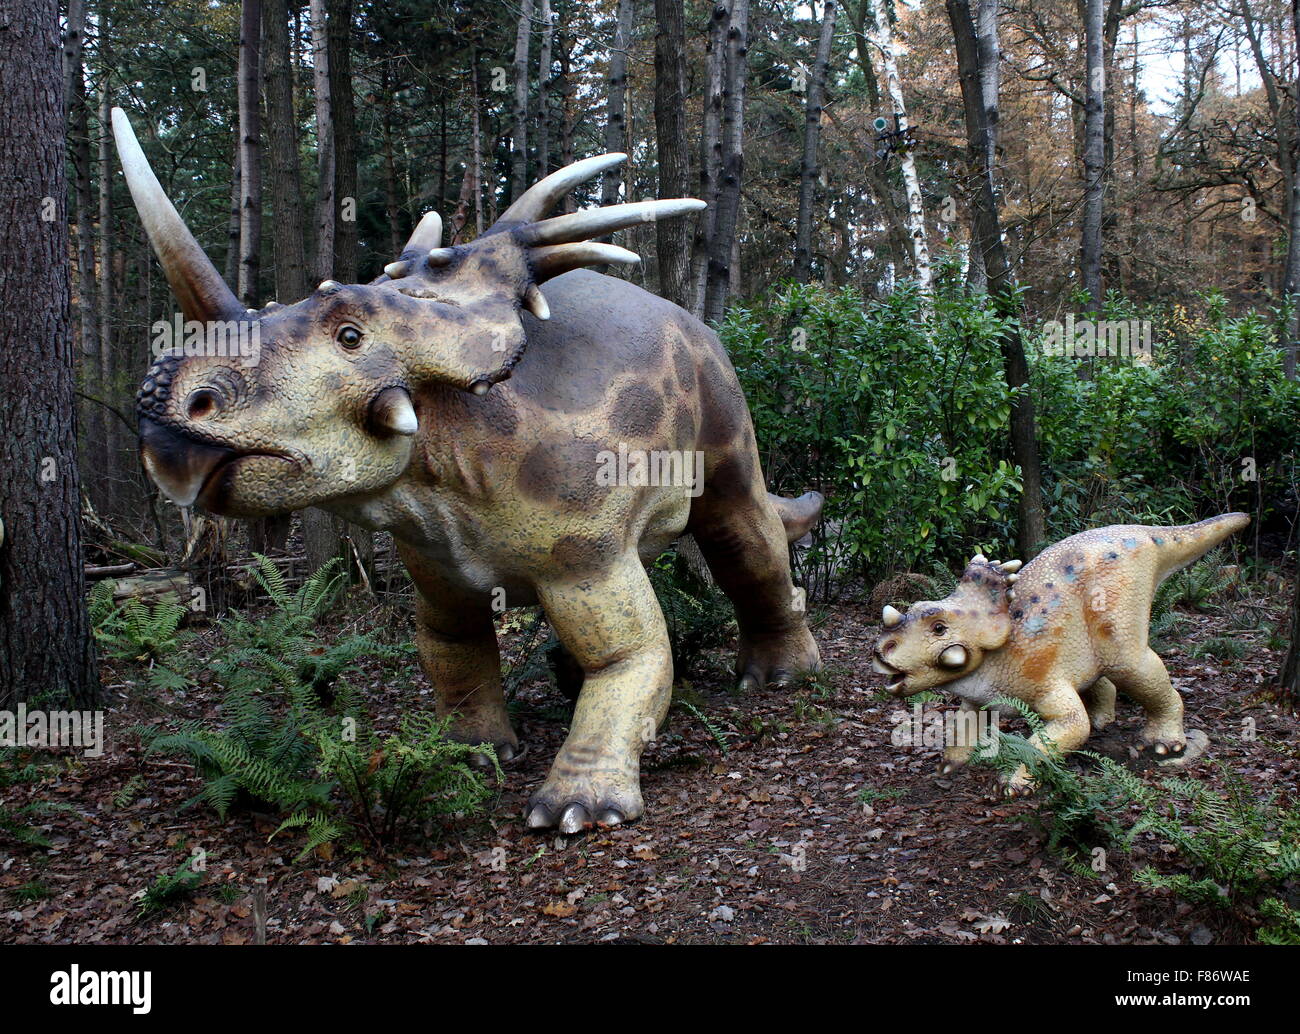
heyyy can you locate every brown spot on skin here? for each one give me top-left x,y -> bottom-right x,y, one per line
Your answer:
673,347 -> 697,393
697,359 -> 743,446
550,533 -> 617,575
518,439 -> 611,512
611,383 -> 664,437
1022,643 -> 1059,682
709,451 -> 754,500
673,402 -> 696,447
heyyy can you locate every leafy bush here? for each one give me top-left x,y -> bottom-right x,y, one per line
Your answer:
648,549 -> 735,680
89,580 -> 190,688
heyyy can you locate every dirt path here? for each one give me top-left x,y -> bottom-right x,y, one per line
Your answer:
2,599 -> 1295,945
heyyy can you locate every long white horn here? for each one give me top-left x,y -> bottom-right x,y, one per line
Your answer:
999,559 -> 1023,573
530,242 -> 641,282
882,605 -> 903,628
112,108 -> 244,324
398,211 -> 442,257
520,199 -> 707,247
498,153 -> 628,224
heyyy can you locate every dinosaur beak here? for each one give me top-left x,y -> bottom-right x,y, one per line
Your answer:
139,417 -> 236,507
872,650 -> 908,694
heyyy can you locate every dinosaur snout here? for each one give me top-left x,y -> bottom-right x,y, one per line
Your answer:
138,416 -> 237,508
871,647 -> 908,694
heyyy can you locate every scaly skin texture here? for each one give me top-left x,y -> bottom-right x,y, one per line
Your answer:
872,514 -> 1249,793
113,124 -> 822,833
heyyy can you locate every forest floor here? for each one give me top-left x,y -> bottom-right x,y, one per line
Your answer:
2,573 -> 1297,946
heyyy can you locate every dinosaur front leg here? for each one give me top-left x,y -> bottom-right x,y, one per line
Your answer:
528,553 -> 672,832
1006,683 -> 1091,795
402,549 -> 517,759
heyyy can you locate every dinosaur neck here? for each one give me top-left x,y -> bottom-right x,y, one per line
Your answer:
944,653 -> 1005,706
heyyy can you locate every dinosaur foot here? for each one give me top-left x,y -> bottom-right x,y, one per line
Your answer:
1155,728 -> 1209,768
447,723 -> 521,767
735,624 -> 821,691
1139,727 -> 1187,759
1000,765 -> 1037,798
525,762 -> 643,834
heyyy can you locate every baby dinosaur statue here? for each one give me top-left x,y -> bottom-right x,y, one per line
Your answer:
113,110 -> 822,833
871,513 -> 1249,792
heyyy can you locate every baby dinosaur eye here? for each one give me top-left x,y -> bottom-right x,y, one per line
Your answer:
337,325 -> 363,349
932,622 -> 948,636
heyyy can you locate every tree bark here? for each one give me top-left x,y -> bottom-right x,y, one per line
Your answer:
946,0 -> 1047,558
653,0 -> 690,306
603,0 -> 635,207
327,0 -> 356,281
263,0 -> 308,301
794,0 -> 837,283
537,0 -> 554,178
97,2 -> 117,510
65,0 -> 98,366
511,0 -> 534,202
689,2 -> 728,316
237,0 -> 263,307
310,0 -> 334,280
702,0 -> 750,325
1,0 -> 99,705
1280,0 -> 1300,380
869,0 -> 931,296
1081,0 -> 1105,316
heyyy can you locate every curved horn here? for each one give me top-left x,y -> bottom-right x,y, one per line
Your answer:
498,153 -> 628,224
530,242 -> 641,282
998,559 -> 1023,573
520,198 -> 707,247
882,605 -> 903,628
400,211 -> 442,256
111,108 -> 243,324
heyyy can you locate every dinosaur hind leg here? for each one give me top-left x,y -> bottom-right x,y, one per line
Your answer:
1081,676 -> 1118,732
690,455 -> 820,690
1107,648 -> 1186,756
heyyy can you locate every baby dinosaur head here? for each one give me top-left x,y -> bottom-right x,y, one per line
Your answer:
114,108 -> 704,517
871,555 -> 1023,696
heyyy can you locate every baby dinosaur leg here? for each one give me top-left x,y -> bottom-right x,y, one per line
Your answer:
1108,648 -> 1186,756
1005,683 -> 1091,796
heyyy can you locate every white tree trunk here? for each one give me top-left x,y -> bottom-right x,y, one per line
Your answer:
869,0 -> 931,297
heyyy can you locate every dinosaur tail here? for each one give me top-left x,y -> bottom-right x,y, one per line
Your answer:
769,491 -> 824,544
1154,512 -> 1250,582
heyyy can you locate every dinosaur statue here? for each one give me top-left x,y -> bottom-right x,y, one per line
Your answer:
113,110 -> 823,833
871,513 -> 1249,793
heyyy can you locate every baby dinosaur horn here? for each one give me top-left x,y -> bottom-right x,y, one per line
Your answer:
998,559 -> 1023,573
882,605 -> 903,628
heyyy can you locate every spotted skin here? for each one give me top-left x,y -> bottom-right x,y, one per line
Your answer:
872,514 -> 1249,793
137,264 -> 822,833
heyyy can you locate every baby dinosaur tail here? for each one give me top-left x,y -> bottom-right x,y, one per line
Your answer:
1154,512 -> 1250,582
769,491 -> 824,543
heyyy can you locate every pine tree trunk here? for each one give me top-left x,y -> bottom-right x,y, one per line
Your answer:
0,0 -> 99,706
794,0 -> 836,283
653,0 -> 690,306
537,0 -> 554,177
97,5 -> 117,513
310,0 -> 334,279
511,0 -> 534,201
238,0 -> 263,306
603,0 -> 634,207
1081,0 -> 1105,316
689,1 -> 727,316
327,0 -> 356,281
263,0 -> 308,301
702,0 -> 749,325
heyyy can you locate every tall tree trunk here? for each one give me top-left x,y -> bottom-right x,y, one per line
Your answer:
511,0 -> 534,201
702,0 -> 750,325
1281,0 -> 1300,381
603,0 -> 635,207
794,0 -> 837,283
946,0 -> 1047,558
97,3 -> 117,511
64,0 -> 98,367
263,0 -> 308,302
310,0 -> 334,280
966,0 -> 998,293
224,136 -> 242,286
327,0 -> 356,281
654,0 -> 690,307
846,0 -> 881,108
381,65 -> 404,259
537,0 -> 554,177
689,1 -> 728,316
869,0 -> 931,296
1,0 -> 99,705
1081,0 -> 1105,316
558,25 -> 576,212
238,0 -> 263,306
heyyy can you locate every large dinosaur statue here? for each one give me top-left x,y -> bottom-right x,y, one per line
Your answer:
113,110 -> 822,833
871,514 -> 1249,792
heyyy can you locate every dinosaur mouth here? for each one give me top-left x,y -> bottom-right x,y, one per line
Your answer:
139,417 -> 286,511
871,650 -> 908,693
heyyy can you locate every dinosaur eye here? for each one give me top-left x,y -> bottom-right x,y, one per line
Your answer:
336,325 -> 363,349
932,622 -> 948,637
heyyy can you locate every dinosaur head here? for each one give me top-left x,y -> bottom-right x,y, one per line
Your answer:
871,556 -> 1023,696
115,108 -> 704,517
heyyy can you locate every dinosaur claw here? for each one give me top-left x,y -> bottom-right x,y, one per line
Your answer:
737,673 -> 759,692
595,808 -> 625,827
558,803 -> 591,835
526,804 -> 553,830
